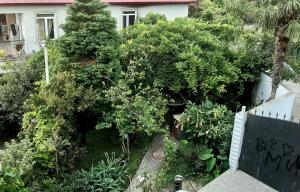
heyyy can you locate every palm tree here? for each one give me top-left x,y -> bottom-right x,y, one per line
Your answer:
259,0 -> 300,99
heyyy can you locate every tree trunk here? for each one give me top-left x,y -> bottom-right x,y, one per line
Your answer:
270,24 -> 289,99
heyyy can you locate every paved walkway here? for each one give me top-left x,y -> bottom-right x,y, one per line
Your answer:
198,170 -> 277,192
126,135 -> 165,192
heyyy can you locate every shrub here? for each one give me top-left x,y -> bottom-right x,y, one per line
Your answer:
179,101 -> 234,155
0,139 -> 34,181
99,61 -> 168,140
21,71 -> 96,176
121,18 -> 240,101
0,164 -> 28,192
0,52 -> 44,136
58,153 -> 128,192
155,101 -> 234,189
137,13 -> 167,25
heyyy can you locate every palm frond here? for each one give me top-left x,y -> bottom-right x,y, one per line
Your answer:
282,0 -> 300,17
259,4 -> 280,29
284,20 -> 300,42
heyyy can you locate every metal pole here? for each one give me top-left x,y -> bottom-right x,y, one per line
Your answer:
44,46 -> 49,84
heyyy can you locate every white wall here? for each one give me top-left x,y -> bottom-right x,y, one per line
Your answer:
0,5 -> 67,53
0,3 -> 189,53
249,93 -> 296,121
252,72 -> 290,104
251,72 -> 297,121
107,4 -> 189,30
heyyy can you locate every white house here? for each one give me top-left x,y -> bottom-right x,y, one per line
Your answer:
0,0 -> 195,57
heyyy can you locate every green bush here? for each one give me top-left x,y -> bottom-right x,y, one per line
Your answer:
179,101 -> 233,155
155,101 -> 233,189
98,60 -> 168,140
58,153 -> 128,192
137,13 -> 167,25
0,52 -> 44,136
0,164 -> 28,192
121,18 -> 240,101
177,101 -> 233,175
21,71 -> 96,177
0,139 -> 34,182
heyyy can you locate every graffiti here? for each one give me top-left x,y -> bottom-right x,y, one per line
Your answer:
256,138 -> 300,176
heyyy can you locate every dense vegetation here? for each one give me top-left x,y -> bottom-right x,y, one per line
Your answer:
0,0 -> 299,191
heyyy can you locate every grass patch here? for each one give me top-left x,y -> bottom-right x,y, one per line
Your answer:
80,129 -> 153,190
81,129 -> 123,169
81,129 -> 153,177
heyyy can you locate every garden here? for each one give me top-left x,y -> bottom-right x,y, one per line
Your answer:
0,0 -> 300,191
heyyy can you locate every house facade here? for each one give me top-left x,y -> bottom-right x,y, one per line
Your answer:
0,0 -> 194,57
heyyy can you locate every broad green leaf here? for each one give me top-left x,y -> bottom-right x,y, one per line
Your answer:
198,149 -> 213,160
217,154 -> 228,160
207,157 -> 216,172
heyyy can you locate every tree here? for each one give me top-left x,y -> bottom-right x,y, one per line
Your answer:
59,0 -> 119,62
259,0 -> 300,99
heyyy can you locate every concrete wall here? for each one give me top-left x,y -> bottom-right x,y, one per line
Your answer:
0,5 -> 67,53
251,73 -> 297,121
107,4 -> 189,30
252,72 -> 290,104
249,93 -> 296,121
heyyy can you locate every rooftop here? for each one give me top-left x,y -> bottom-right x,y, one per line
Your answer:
0,0 -> 195,4
0,0 -> 72,4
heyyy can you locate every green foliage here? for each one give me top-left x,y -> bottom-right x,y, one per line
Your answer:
99,62 -> 168,138
0,52 -> 44,135
192,0 -> 244,26
21,71 -> 96,177
180,101 -> 233,154
285,42 -> 300,79
0,139 -> 34,182
235,32 -> 273,81
59,0 -> 119,61
225,0 -> 260,24
156,101 -> 233,189
137,13 -> 167,25
177,101 -> 233,175
58,153 -> 128,192
121,18 -> 240,100
258,0 -> 300,41
0,164 -> 28,192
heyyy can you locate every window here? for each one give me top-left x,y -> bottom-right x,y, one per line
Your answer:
36,14 -> 55,41
122,10 -> 137,28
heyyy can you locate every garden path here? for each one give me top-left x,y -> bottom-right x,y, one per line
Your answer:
126,135 -> 165,192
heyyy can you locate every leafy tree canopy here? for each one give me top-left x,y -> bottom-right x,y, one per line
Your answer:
121,18 -> 240,101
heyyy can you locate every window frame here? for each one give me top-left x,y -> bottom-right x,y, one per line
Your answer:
121,10 -> 137,29
35,13 -> 56,42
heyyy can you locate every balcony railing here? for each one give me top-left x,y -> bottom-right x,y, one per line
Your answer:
0,40 -> 25,59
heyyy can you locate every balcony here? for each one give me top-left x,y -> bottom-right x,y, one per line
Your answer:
0,13 -> 25,61
0,40 -> 25,59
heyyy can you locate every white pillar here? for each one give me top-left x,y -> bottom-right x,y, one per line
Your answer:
44,46 -> 49,84
229,106 -> 247,171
